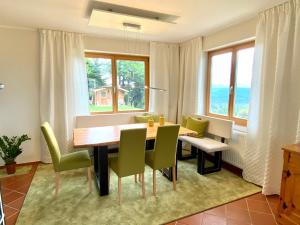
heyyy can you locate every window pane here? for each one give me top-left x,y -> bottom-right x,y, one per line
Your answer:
85,58 -> 113,112
209,52 -> 232,116
233,47 -> 254,119
116,60 -> 145,111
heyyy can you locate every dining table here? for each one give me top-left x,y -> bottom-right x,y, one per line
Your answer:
73,122 -> 196,196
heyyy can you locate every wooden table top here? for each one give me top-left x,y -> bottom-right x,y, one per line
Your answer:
73,122 -> 197,148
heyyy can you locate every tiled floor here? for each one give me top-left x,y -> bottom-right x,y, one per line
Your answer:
0,163 -> 280,225
0,163 -> 38,225
166,193 -> 280,225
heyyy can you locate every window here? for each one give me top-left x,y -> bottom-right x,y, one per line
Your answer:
85,53 -> 149,114
206,42 -> 254,126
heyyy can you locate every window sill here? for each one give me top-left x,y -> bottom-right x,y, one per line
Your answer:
233,124 -> 248,133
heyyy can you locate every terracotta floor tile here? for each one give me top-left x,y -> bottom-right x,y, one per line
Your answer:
177,212 -> 204,225
5,179 -> 32,191
2,191 -> 24,205
226,205 -> 251,224
266,195 -> 280,205
1,188 -> 14,196
7,195 -> 25,210
247,199 -> 272,214
250,211 -> 277,225
247,193 -> 267,202
202,214 -> 226,225
5,212 -> 19,225
226,218 -> 251,225
14,183 -> 30,194
3,205 -> 19,218
205,205 -> 226,217
227,199 -> 248,210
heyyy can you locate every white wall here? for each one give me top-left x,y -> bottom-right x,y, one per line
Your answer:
203,17 -> 257,51
0,27 -> 41,165
84,35 -> 150,56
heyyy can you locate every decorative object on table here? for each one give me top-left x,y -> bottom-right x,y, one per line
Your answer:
0,134 -> 31,174
148,118 -> 154,127
0,83 -> 4,90
159,115 -> 165,126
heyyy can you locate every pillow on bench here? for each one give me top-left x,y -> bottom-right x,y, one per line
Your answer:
183,116 -> 208,138
135,114 -> 160,123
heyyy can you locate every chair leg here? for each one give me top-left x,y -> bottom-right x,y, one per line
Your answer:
118,177 -> 122,205
172,166 -> 176,191
141,173 -> 145,199
134,174 -> 137,183
139,173 -> 141,182
152,169 -> 156,196
87,167 -> 92,192
55,172 -> 60,197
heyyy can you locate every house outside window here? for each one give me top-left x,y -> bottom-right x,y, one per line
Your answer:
85,53 -> 149,114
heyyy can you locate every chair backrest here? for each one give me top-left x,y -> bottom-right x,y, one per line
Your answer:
153,125 -> 180,169
41,122 -> 61,170
118,128 -> 147,177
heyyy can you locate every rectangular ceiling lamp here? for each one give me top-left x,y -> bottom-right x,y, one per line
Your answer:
87,1 -> 179,34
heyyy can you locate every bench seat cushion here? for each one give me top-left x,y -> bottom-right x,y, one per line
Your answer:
178,136 -> 229,153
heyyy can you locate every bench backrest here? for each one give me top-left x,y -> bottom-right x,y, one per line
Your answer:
192,114 -> 233,139
76,112 -> 146,128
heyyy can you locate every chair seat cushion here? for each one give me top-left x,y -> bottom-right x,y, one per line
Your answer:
58,150 -> 91,172
178,136 -> 229,153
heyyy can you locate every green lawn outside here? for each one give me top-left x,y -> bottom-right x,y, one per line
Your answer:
89,104 -> 143,112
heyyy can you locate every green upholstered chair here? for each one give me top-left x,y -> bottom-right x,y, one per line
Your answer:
41,122 -> 92,197
145,125 -> 180,196
109,128 -> 147,204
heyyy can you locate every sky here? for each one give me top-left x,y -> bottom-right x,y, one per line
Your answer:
211,47 -> 254,88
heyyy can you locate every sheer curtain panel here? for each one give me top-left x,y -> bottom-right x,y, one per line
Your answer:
40,30 -> 89,163
243,0 -> 300,194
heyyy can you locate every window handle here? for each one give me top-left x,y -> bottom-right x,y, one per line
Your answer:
230,86 -> 234,95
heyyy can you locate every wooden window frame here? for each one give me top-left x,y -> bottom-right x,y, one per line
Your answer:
85,52 -> 149,114
206,41 -> 255,126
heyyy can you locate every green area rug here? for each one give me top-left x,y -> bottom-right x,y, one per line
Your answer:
17,160 -> 260,225
0,165 -> 32,179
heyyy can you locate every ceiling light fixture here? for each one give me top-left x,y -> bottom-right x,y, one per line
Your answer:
87,1 -> 179,24
123,22 -> 141,31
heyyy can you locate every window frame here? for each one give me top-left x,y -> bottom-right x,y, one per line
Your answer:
85,52 -> 150,114
206,41 -> 255,126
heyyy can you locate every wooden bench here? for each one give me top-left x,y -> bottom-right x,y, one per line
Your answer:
177,115 -> 233,175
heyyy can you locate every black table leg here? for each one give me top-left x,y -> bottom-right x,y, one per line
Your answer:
93,146 -> 109,196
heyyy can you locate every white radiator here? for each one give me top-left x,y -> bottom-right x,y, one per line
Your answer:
223,130 -> 247,169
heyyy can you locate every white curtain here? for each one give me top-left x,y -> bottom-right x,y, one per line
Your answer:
178,37 -> 204,122
243,0 -> 300,195
149,42 -> 179,122
40,29 -> 89,163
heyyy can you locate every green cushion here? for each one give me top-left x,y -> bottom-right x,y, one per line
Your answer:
186,117 -> 208,138
58,150 -> 91,172
135,115 -> 151,123
181,115 -> 188,127
135,114 -> 160,123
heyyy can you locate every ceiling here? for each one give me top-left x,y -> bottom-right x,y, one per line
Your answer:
0,0 -> 285,42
